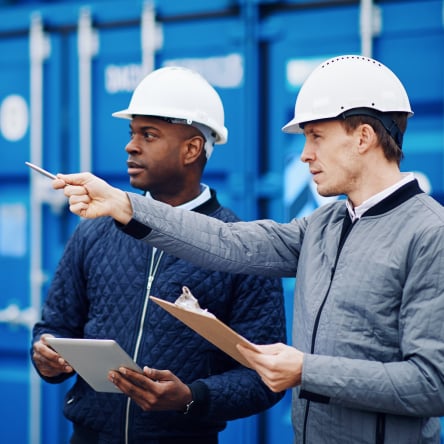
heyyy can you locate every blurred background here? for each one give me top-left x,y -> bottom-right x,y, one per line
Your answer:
0,0 -> 442,443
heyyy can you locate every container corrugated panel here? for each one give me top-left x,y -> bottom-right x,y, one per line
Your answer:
374,0 -> 444,195
0,34 -> 30,176
0,8 -> 71,444
0,20 -> 34,444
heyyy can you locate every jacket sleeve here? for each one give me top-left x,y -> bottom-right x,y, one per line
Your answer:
31,222 -> 90,384
301,224 -> 444,417
122,192 -> 306,278
193,272 -> 288,420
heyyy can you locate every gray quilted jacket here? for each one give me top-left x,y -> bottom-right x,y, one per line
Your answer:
32,191 -> 286,443
125,180 -> 444,444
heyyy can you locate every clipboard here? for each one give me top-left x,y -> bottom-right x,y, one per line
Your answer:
45,337 -> 142,393
150,296 -> 260,368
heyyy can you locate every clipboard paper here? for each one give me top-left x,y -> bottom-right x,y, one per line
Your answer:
150,293 -> 260,368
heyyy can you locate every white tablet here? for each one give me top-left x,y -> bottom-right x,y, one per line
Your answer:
45,337 -> 142,393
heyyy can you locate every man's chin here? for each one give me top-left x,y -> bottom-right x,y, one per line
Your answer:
129,178 -> 146,191
316,186 -> 337,198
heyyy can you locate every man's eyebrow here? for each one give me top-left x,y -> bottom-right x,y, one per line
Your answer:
305,124 -> 325,134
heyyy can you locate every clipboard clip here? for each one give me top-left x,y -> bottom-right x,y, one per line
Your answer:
174,286 -> 215,318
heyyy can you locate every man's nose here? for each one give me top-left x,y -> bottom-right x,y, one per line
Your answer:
300,143 -> 313,163
125,138 -> 141,154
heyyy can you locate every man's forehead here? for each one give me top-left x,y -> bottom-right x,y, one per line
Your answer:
129,115 -> 177,132
303,119 -> 340,133
129,115 -> 202,142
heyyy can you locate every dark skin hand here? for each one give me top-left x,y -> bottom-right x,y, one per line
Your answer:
34,334 -> 192,412
32,334 -> 74,377
108,366 -> 192,411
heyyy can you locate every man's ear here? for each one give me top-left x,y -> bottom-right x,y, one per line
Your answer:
183,135 -> 205,165
357,123 -> 377,154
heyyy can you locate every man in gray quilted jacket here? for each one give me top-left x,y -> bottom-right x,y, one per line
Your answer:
53,56 -> 444,443
31,67 -> 286,444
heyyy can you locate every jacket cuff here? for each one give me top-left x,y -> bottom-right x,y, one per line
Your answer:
185,381 -> 210,416
115,218 -> 152,239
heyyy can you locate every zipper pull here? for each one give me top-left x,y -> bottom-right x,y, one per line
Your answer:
146,275 -> 154,293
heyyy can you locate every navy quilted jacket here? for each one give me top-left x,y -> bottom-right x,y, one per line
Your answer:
32,191 -> 286,443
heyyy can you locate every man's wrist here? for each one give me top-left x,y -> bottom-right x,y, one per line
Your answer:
110,189 -> 133,224
182,381 -> 210,416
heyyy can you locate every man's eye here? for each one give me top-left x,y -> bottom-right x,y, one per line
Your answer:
143,132 -> 155,140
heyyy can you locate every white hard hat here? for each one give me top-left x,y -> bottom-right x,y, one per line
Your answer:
282,55 -> 413,135
113,66 -> 228,158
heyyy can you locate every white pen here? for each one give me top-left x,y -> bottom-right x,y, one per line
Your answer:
25,161 -> 58,180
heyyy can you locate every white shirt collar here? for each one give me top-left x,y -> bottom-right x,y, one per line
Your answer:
346,172 -> 416,222
145,183 -> 211,211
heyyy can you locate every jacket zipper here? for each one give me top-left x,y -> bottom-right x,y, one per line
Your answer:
302,216 -> 355,444
124,249 -> 164,444
302,268 -> 336,444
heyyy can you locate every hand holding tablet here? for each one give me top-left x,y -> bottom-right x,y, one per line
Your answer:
45,337 -> 142,393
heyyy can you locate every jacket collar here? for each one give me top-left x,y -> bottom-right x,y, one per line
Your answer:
362,179 -> 424,217
193,189 -> 221,215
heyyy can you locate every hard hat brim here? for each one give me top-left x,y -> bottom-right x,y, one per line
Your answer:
112,109 -> 132,120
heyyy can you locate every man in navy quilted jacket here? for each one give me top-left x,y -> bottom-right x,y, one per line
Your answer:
31,67 -> 286,444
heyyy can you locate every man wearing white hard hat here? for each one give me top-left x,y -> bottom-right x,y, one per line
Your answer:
31,66 -> 286,443
53,56 -> 444,443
